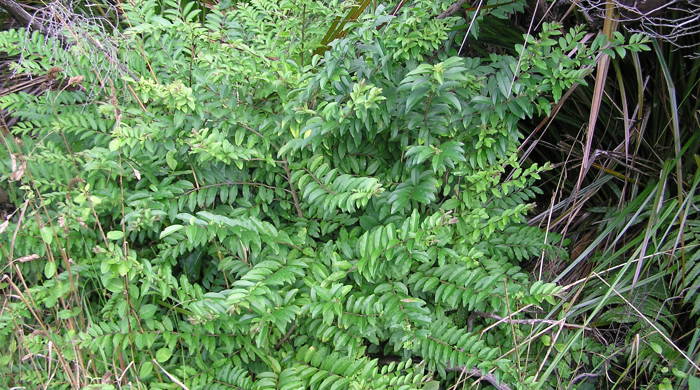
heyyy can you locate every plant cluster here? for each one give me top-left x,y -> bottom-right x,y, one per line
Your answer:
0,0 -> 655,389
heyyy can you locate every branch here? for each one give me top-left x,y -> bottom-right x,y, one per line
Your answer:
472,311 -> 593,331
0,0 -> 43,31
0,0 -> 66,44
436,0 -> 468,19
0,1 -> 141,78
182,181 -> 287,196
436,0 -> 518,19
569,372 -> 599,388
274,323 -> 297,350
281,160 -> 304,218
446,367 -> 512,390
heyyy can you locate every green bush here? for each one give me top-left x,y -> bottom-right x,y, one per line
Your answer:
0,0 -> 649,388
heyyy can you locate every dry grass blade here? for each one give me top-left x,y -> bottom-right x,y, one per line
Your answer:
152,359 -> 189,390
572,1 -> 618,223
314,0 -> 372,56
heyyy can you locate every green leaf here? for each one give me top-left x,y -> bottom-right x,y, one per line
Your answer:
649,342 -> 663,355
658,378 -> 673,390
103,277 -> 123,293
155,348 -> 172,363
107,231 -> 125,240
541,334 -> 551,346
40,227 -> 53,245
44,261 -> 57,279
689,376 -> 700,390
57,308 -> 79,319
405,85 -> 430,113
166,150 -> 177,170
422,381 -> 440,390
139,361 -> 154,378
140,304 -> 158,320
672,368 -> 687,379
160,224 -> 184,239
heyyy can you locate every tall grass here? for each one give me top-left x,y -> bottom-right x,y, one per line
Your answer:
517,6 -> 700,386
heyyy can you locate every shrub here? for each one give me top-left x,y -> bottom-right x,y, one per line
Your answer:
0,0 -> 649,388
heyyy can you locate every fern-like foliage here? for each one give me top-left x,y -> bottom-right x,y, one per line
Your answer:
0,0 -> 650,389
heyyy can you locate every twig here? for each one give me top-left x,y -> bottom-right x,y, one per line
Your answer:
0,0 -> 139,81
436,0 -> 468,19
446,366 -> 511,390
14,254 -> 40,263
472,311 -> 593,333
274,323 -> 297,350
281,160 -> 304,218
182,181 -> 287,196
471,305 -> 533,333
0,0 -> 46,33
2,274 -> 78,387
575,0 -> 700,55
0,0 -> 67,45
569,372 -> 599,389
436,0 -> 518,19
152,359 -> 189,390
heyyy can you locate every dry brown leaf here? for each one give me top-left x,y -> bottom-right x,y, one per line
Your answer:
67,75 -> 84,86
15,254 -> 40,263
9,153 -> 26,182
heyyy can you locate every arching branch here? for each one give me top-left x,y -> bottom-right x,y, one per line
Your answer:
0,0 -> 54,36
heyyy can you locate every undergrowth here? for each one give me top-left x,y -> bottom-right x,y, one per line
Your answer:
0,0 -> 696,389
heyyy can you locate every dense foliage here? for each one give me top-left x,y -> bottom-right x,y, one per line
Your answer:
4,0 -> 693,389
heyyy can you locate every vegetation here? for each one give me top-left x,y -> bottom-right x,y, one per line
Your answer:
0,0 -> 697,389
